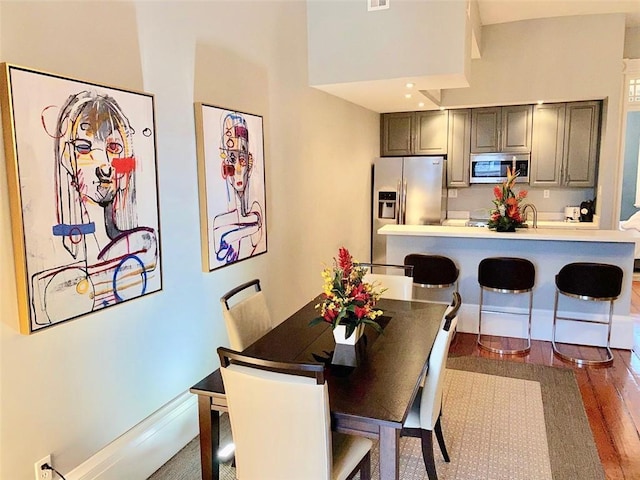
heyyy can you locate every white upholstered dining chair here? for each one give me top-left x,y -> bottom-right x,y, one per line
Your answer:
217,347 -> 373,480
359,263 -> 414,300
401,293 -> 460,480
220,279 -> 273,351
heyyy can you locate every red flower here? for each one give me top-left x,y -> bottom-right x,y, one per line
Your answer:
518,190 -> 528,200
493,185 -> 503,200
338,247 -> 353,277
351,283 -> 369,302
354,306 -> 369,319
323,308 -> 338,322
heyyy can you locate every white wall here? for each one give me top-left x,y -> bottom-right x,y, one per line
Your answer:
0,2 -> 379,479
443,14 -> 627,228
307,0 -> 468,84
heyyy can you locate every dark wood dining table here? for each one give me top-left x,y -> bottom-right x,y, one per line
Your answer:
189,296 -> 446,480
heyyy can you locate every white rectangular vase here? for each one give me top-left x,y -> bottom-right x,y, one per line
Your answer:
333,324 -> 364,345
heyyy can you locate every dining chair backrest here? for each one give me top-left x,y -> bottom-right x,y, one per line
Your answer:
442,291 -> 462,330
419,315 -> 458,430
359,263 -> 414,301
220,279 -> 273,351
217,347 -> 333,479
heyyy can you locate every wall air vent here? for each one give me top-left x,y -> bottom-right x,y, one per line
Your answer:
368,0 -> 389,12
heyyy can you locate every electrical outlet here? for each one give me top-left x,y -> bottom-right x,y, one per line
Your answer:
34,455 -> 52,480
543,189 -> 550,198
448,189 -> 458,198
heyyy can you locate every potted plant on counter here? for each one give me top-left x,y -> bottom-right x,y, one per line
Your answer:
488,167 -> 528,232
310,247 -> 384,344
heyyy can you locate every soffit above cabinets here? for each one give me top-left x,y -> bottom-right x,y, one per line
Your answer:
306,0 -> 637,114
307,0 -> 474,113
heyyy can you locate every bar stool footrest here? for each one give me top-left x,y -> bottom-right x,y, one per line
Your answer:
552,340 -> 614,366
477,334 -> 531,355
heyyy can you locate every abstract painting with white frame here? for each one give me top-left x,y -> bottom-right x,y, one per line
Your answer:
195,103 -> 267,272
0,64 -> 162,334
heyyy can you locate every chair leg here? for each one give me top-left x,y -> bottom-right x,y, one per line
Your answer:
359,450 -> 371,480
434,415 -> 450,463
345,450 -> 371,480
420,429 -> 438,480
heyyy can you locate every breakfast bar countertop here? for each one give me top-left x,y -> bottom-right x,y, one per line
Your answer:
378,224 -> 639,244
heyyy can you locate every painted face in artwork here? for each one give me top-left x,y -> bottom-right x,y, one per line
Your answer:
69,103 -> 130,207
221,115 -> 252,194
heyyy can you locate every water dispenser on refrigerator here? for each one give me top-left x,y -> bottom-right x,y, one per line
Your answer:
378,191 -> 397,220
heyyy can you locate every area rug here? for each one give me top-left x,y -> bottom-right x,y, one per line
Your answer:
445,356 -> 604,480
148,357 -> 604,480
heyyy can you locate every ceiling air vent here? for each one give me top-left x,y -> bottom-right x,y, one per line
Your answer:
368,0 -> 389,12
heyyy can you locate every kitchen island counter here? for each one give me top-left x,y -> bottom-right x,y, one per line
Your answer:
378,224 -> 636,349
379,224 -> 637,243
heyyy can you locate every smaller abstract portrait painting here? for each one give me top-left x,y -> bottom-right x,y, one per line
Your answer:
195,104 -> 267,272
0,64 -> 162,334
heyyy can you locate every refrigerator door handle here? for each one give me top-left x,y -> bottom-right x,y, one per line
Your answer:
396,180 -> 402,224
402,180 -> 408,224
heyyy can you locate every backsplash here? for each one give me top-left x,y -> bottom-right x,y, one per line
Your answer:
446,184 -> 596,219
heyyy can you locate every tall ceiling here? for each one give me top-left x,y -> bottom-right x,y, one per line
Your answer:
312,0 -> 640,113
478,0 -> 640,28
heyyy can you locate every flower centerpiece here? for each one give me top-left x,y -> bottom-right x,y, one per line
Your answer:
488,166 -> 528,232
309,247 -> 384,343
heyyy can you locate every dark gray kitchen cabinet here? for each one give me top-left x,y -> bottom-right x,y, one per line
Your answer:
447,109 -> 471,187
470,105 -> 533,153
530,101 -> 600,187
381,110 -> 448,156
380,112 -> 413,156
564,101 -> 600,187
530,103 -> 565,186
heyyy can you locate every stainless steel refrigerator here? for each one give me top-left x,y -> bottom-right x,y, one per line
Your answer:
371,156 -> 447,264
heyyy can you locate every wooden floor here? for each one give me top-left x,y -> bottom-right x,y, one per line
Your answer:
448,282 -> 640,479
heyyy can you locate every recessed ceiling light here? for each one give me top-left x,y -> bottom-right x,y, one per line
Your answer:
418,102 -> 425,107
537,100 -> 544,105
405,93 -> 412,99
406,82 -> 414,89
439,106 -> 445,111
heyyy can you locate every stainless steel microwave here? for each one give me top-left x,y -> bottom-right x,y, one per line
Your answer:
470,153 -> 530,184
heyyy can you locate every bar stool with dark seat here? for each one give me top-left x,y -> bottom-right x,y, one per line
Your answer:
552,262 -> 623,366
477,257 -> 535,355
404,254 -> 459,302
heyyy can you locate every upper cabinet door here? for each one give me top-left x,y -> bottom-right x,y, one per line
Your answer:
471,107 -> 501,153
381,112 -> 413,156
447,109 -> 471,187
414,110 -> 449,155
563,101 -> 600,187
471,105 -> 533,153
502,105 -> 533,152
529,101 -> 600,188
530,103 -> 566,187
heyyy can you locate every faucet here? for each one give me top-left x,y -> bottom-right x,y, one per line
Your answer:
521,204 -> 538,228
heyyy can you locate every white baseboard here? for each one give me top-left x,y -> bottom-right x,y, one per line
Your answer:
65,391 -> 198,480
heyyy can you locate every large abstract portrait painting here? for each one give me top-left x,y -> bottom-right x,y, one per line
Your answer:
0,64 -> 162,334
195,104 -> 267,272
